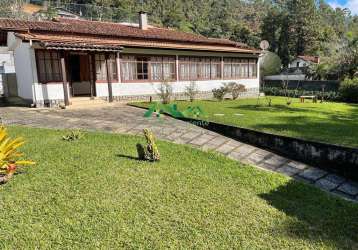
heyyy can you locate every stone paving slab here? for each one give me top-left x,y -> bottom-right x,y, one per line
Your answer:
0,105 -> 357,203
315,178 -> 340,191
337,182 -> 358,196
299,167 -> 328,181
276,165 -> 302,177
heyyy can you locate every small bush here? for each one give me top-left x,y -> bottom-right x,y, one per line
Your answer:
339,77 -> 358,103
225,82 -> 246,99
184,81 -> 199,102
262,87 -> 341,101
137,129 -> 160,162
0,126 -> 35,184
157,80 -> 173,104
62,130 -> 85,141
212,86 -> 229,101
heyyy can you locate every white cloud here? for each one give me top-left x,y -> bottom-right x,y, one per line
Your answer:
328,0 -> 358,15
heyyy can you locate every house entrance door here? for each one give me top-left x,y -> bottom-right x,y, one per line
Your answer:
68,53 -> 93,97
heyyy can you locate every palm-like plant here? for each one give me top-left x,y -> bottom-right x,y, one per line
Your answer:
0,126 -> 35,184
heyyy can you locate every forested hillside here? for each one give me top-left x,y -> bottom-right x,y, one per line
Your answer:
2,0 -> 358,72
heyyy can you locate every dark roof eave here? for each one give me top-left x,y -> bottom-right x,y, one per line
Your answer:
41,42 -> 123,52
15,32 -> 260,54
29,29 -> 257,50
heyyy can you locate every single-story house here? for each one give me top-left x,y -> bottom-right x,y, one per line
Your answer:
264,55 -> 320,81
0,12 -> 261,107
288,55 -> 320,69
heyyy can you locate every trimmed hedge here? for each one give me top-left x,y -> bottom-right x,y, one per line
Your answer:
339,78 -> 358,103
262,87 -> 341,101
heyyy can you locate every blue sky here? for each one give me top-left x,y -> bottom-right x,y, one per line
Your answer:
326,0 -> 358,15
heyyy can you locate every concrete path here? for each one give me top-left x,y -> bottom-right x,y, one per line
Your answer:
1,104 -> 358,202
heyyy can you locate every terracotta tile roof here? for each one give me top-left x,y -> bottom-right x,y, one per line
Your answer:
15,32 -> 257,53
0,18 -> 260,53
297,55 -> 320,64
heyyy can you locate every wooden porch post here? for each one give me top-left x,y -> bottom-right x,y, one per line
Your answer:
221,56 -> 224,79
175,55 -> 179,82
116,52 -> 121,83
89,52 -> 96,99
105,53 -> 113,102
60,53 -> 70,106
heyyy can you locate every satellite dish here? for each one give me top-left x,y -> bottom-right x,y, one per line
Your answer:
260,40 -> 269,51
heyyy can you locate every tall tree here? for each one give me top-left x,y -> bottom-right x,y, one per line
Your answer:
287,0 -> 320,55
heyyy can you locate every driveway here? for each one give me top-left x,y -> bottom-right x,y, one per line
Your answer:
1,104 -> 357,202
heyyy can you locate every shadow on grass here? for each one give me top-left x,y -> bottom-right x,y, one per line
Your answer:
227,104 -> 328,113
248,114 -> 358,147
116,154 -> 142,161
260,180 -> 358,248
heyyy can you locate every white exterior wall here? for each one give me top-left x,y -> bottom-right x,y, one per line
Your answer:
289,58 -> 311,68
33,83 -> 67,101
98,79 -> 259,98
12,39 -> 37,101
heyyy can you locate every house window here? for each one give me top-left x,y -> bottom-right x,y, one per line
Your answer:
137,57 -> 149,80
0,31 -> 7,46
36,50 -> 62,83
249,59 -> 257,78
150,56 -> 176,81
296,62 -> 300,68
95,54 -> 118,81
223,58 -> 256,79
121,55 -> 175,82
179,56 -> 221,81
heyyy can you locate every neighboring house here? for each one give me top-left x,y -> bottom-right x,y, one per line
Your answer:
33,7 -> 81,20
23,2 -> 81,20
0,32 -> 16,95
289,55 -> 320,69
0,12 -> 260,107
264,55 -> 320,81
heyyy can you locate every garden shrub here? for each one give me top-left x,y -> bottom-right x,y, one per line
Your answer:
212,86 -> 229,101
0,126 -> 35,184
339,77 -> 358,103
184,81 -> 199,102
157,80 -> 173,104
137,129 -> 160,162
62,130 -> 85,141
225,82 -> 246,99
262,87 -> 341,101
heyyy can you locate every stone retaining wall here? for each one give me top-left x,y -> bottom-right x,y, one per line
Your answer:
179,117 -> 358,181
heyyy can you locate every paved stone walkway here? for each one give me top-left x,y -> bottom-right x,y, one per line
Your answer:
1,104 -> 358,202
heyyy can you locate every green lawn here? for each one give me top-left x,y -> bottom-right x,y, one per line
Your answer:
0,126 -> 357,249
133,97 -> 358,148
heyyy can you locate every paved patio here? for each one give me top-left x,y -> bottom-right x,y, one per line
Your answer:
1,104 -> 358,202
